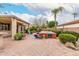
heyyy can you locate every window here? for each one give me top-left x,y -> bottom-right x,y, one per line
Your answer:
0,23 -> 10,31
17,24 -> 25,33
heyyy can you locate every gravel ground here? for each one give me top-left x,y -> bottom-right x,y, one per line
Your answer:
0,34 -> 79,56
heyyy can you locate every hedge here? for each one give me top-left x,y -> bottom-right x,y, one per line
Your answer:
14,32 -> 24,40
52,30 -> 79,41
58,34 -> 77,46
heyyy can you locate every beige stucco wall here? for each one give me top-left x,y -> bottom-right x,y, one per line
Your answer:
57,23 -> 79,33
62,28 -> 79,33
58,23 -> 79,28
0,16 -> 30,39
11,18 -> 30,39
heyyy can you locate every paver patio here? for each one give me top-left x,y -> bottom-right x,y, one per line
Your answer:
0,34 -> 79,56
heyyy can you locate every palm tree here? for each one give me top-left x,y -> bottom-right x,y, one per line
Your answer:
71,6 -> 78,21
51,7 -> 63,31
70,5 -> 78,21
72,12 -> 78,20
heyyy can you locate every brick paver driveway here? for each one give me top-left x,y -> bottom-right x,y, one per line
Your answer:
0,34 -> 79,56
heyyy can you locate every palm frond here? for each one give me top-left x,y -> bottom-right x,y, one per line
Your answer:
51,7 -> 64,14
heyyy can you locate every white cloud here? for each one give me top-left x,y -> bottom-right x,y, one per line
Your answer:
13,13 -> 36,24
9,11 -> 48,24
23,3 -> 64,9
1,3 -> 79,25
12,3 -> 79,23
0,11 -> 36,24
13,3 -> 79,13
22,3 -> 77,22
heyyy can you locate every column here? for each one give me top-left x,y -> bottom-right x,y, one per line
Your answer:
11,18 -> 17,39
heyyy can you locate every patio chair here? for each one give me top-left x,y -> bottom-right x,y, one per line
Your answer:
34,33 -> 40,39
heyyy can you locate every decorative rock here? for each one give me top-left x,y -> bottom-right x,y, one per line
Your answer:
65,42 -> 76,50
74,42 -> 79,50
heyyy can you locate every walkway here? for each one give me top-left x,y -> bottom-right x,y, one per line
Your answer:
0,34 -> 79,56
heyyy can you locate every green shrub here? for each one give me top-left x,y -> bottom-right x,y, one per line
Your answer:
29,26 -> 37,34
52,30 -> 62,37
36,28 -> 41,32
25,28 -> 29,33
14,32 -> 24,40
54,31 -> 62,37
31,30 -> 37,33
52,30 -> 79,41
29,25 -> 43,34
47,21 -> 58,28
58,34 -> 77,46
62,31 -> 79,41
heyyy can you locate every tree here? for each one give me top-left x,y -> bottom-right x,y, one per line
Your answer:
32,15 -> 47,26
71,6 -> 78,20
48,21 -> 58,28
72,12 -> 78,20
69,5 -> 78,20
51,7 -> 63,31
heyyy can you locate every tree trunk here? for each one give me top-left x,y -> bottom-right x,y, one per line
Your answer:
74,14 -> 75,21
54,14 -> 57,31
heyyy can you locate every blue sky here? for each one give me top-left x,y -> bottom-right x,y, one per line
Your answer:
0,3 -> 40,15
0,3 -> 79,24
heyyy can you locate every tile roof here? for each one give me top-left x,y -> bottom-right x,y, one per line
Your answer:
0,15 -> 30,24
58,20 -> 79,26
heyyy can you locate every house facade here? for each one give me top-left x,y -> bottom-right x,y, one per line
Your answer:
57,20 -> 79,33
0,15 -> 30,39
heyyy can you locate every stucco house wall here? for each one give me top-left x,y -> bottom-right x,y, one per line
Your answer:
0,15 -> 30,39
57,20 -> 79,33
